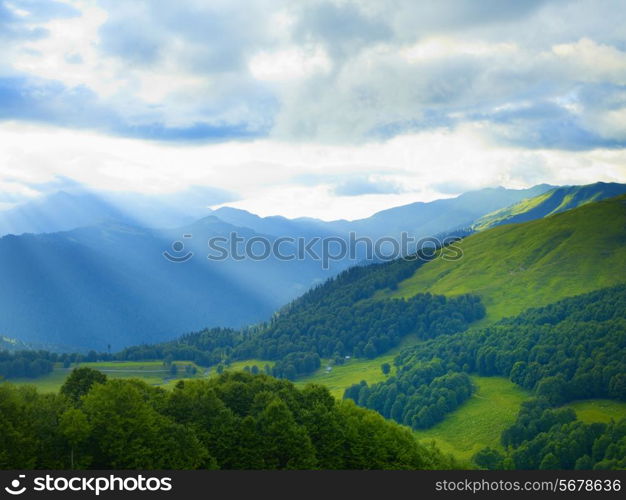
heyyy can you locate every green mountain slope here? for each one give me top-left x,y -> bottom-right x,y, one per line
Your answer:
473,182 -> 626,231
390,194 -> 626,321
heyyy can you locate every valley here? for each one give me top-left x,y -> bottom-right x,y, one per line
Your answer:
3,186 -> 626,470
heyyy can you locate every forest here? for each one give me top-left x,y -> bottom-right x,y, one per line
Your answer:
2,261 -> 625,470
345,285 -> 626,468
392,284 -> 626,403
344,361 -> 473,429
0,368 -> 457,470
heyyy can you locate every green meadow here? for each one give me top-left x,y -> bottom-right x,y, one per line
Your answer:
566,399 -> 626,424
414,376 -> 530,462
220,359 -> 275,373
295,335 -> 420,399
9,360 -> 205,393
295,354 -> 394,399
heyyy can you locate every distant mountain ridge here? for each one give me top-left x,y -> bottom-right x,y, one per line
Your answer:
209,185 -> 555,241
118,193 -> 626,385
334,184 -> 555,240
0,186 -> 230,236
1,181 -> 618,352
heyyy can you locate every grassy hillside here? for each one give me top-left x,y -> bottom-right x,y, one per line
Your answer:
389,195 -> 626,321
473,182 -> 626,231
412,383 -> 626,463
414,376 -> 530,461
294,355 -> 394,399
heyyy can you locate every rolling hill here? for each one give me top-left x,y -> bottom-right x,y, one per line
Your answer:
106,193 -> 626,378
389,194 -> 626,321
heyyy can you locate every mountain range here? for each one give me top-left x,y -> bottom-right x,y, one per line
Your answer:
0,181 -> 624,350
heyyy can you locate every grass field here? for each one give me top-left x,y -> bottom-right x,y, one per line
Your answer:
10,360 -> 205,393
294,353 -> 395,399
385,196 -> 626,322
414,376 -> 530,462
8,341 -> 405,400
219,359 -> 275,373
9,365 -> 71,393
9,358 -> 282,393
566,399 -> 626,424
295,335 -> 419,399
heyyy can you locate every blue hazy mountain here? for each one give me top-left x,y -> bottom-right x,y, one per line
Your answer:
0,217 -> 339,351
0,186 -> 232,236
2,184 -> 554,241
0,190 -> 131,236
209,206 -> 344,239
211,185 -> 554,242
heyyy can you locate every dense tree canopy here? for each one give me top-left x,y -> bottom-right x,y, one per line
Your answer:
0,371 -> 458,470
345,361 -> 473,430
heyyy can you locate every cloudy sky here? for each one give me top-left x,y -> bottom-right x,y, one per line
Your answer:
1,0 -> 626,219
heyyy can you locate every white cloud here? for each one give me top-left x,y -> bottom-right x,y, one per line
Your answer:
249,46 -> 331,81
400,37 -> 518,62
1,122 -> 625,220
0,0 -> 624,147
1,0 -> 626,221
551,38 -> 626,85
12,1 -> 121,96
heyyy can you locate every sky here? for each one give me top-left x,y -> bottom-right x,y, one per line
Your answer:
1,0 -> 626,220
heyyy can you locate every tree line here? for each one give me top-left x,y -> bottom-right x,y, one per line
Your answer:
121,292 -> 483,380
0,350 -> 55,379
0,368 -> 459,470
344,360 -> 473,429
106,254 -> 483,379
234,293 -> 484,369
0,245 -> 483,382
